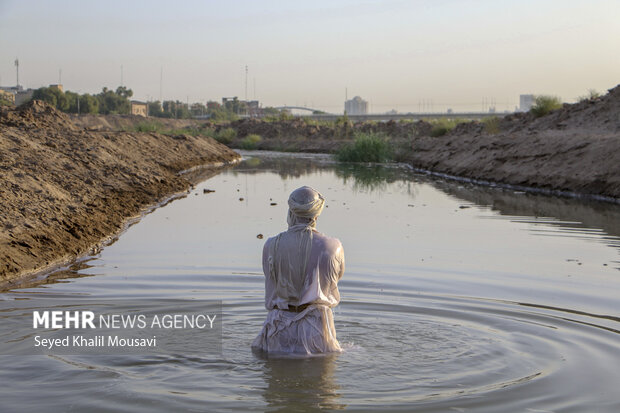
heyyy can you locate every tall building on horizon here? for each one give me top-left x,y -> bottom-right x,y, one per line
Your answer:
519,94 -> 534,112
344,96 -> 368,115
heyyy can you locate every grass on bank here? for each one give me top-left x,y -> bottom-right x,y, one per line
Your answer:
578,89 -> 601,103
336,132 -> 393,163
213,127 -> 237,144
240,134 -> 262,149
530,95 -> 562,118
482,116 -> 501,134
129,121 -> 213,138
427,118 -> 464,137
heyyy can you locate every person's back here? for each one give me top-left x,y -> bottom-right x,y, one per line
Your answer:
252,186 -> 345,354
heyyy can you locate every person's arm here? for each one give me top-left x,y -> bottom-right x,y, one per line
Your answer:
336,242 -> 345,281
262,239 -> 270,278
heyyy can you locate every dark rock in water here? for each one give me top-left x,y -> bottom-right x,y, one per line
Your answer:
256,234 -> 264,239
203,189 -> 215,194
239,197 -> 244,201
270,202 -> 277,206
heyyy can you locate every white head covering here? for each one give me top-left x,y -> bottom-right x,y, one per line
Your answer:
269,186 -> 326,306
287,186 -> 325,228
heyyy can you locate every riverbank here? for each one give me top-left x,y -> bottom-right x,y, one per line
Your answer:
66,84 -> 620,202
0,101 -> 240,286
223,86 -> 620,200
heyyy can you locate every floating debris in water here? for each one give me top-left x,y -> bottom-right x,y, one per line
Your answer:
239,197 -> 244,201
459,205 -> 471,209
203,189 -> 215,194
408,204 -> 414,207
270,202 -> 277,206
256,234 -> 264,239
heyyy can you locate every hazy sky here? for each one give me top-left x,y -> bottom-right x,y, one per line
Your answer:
1,0 -> 619,113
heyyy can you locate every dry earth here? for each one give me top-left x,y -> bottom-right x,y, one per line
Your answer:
0,101 -> 240,286
407,85 -> 620,200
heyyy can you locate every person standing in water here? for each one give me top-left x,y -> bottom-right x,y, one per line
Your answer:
252,186 -> 345,354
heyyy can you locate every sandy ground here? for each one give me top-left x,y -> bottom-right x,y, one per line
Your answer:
0,101 -> 240,286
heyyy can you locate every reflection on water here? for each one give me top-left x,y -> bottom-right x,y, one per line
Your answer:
0,150 -> 619,412
257,352 -> 345,412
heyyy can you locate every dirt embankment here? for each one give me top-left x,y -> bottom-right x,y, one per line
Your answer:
407,85 -> 620,200
70,113 -> 202,132
1,101 -> 240,286
225,86 -> 620,200
67,84 -> 620,201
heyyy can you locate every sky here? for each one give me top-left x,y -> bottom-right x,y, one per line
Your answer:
1,0 -> 619,113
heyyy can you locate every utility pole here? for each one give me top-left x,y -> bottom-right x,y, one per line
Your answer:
14,58 -> 19,87
159,66 -> 163,103
245,65 -> 248,102
121,65 -> 124,87
59,68 -> 62,84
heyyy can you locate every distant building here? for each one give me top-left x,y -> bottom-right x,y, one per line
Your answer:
15,89 -> 34,106
519,94 -> 535,112
49,84 -> 64,93
245,100 -> 261,117
0,89 -> 15,105
344,96 -> 368,115
130,101 -> 148,117
1,85 -> 34,106
222,96 -> 237,106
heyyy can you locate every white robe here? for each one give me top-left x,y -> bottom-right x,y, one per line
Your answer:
252,224 -> 345,354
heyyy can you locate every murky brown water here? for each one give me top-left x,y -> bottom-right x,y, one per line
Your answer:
1,151 -> 619,412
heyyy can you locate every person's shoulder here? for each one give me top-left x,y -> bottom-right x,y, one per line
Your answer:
312,230 -> 343,252
263,231 -> 286,248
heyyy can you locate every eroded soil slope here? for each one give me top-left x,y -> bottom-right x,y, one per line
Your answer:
1,101 -> 240,285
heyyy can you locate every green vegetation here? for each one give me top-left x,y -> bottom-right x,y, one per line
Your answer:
482,116 -> 501,134
530,95 -> 562,118
32,86 -> 129,114
336,132 -> 393,163
264,111 -> 294,122
335,114 -> 354,139
0,95 -> 13,107
240,134 -> 262,149
428,118 -> 463,137
214,127 -> 237,144
132,120 -> 164,133
578,89 -> 601,102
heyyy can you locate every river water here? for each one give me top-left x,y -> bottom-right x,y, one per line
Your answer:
1,151 -> 619,412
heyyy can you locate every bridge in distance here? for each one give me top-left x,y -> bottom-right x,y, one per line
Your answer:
273,106 -> 509,121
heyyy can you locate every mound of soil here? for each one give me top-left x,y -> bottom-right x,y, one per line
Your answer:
407,85 -> 620,200
0,101 -> 240,286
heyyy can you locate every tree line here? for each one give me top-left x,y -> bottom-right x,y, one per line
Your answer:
29,85 -> 250,120
32,86 -> 134,115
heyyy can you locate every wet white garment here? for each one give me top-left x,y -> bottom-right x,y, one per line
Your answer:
252,225 -> 345,354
